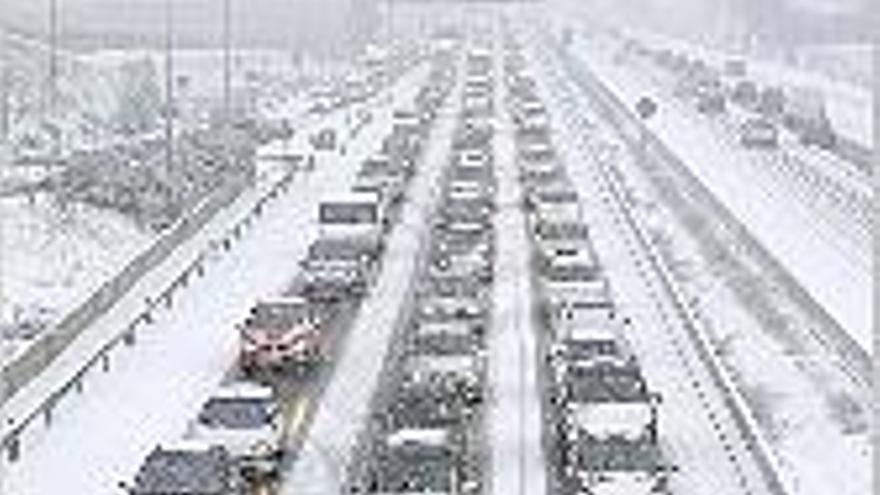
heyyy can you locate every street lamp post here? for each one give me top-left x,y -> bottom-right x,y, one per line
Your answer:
223,0 -> 232,129
163,0 -> 174,194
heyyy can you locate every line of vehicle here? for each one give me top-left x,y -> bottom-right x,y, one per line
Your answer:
541,31 -> 792,495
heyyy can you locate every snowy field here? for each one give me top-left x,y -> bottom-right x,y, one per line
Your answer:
0,195 -> 153,363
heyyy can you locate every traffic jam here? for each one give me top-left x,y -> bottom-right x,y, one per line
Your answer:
346,38 -> 497,495
121,40 -> 460,495
504,35 -> 671,495
1,6 -> 864,495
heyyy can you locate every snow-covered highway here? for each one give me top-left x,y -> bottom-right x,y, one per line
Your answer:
0,5 -> 869,495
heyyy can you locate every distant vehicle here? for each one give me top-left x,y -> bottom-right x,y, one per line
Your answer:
404,352 -> 484,405
539,247 -> 600,283
430,247 -> 493,283
695,83 -> 726,115
310,128 -> 337,151
730,80 -> 759,108
445,178 -> 495,204
124,442 -> 243,495
740,118 -> 779,149
527,185 -> 581,224
724,59 -> 747,78
422,272 -> 488,300
517,137 -> 556,165
239,296 -> 326,374
533,221 -> 592,251
532,221 -> 595,269
188,383 -> 284,480
354,154 -> 408,210
782,87 -> 837,149
416,294 -> 487,323
548,312 -> 633,381
455,147 -> 494,171
756,87 -> 785,118
411,319 -> 485,356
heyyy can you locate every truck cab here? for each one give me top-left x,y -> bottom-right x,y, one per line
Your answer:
188,383 -> 284,480
318,191 -> 387,253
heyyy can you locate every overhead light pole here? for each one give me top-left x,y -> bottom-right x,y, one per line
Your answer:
47,0 -> 60,177
163,0 -> 174,190
222,0 -> 232,128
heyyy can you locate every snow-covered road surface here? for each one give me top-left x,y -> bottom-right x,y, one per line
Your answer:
279,55 -> 461,495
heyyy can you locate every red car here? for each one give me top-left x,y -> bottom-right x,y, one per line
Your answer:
239,296 -> 326,374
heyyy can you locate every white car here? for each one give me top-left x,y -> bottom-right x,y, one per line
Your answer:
188,382 -> 284,479
540,254 -> 610,315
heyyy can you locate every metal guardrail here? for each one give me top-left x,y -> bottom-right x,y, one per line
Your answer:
0,171 -> 250,404
0,161 -> 304,464
552,38 -> 793,495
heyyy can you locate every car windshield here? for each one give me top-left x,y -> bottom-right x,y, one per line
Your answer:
573,439 -> 663,473
198,397 -> 274,429
563,339 -> 618,360
412,333 -> 475,355
565,366 -> 649,402
545,264 -> 599,281
250,304 -> 307,327
319,202 -> 378,224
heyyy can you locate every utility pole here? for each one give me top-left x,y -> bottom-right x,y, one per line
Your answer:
48,0 -> 65,213
47,0 -> 59,173
222,0 -> 232,129
1,29 -> 9,143
163,0 -> 174,196
49,0 -> 59,141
